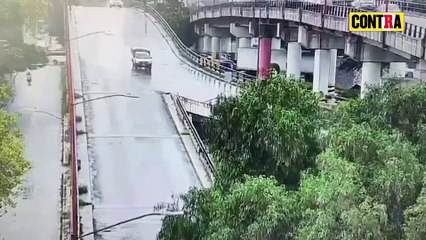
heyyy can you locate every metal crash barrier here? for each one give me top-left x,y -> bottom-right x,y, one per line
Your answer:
131,2 -> 256,84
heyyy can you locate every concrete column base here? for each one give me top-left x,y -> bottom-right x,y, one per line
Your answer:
361,62 -> 382,98
328,49 -> 337,93
211,36 -> 220,59
203,36 -> 211,53
389,62 -> 407,77
286,42 -> 302,79
313,49 -> 331,94
238,37 -> 251,48
413,59 -> 426,80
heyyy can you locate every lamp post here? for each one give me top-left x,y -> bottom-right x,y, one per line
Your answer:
15,93 -> 139,119
77,211 -> 184,239
69,31 -> 113,41
16,108 -> 62,120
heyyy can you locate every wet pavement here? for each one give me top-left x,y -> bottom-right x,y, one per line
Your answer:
70,5 -> 227,239
0,67 -> 64,240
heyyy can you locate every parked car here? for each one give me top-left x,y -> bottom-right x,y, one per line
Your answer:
109,0 -> 123,8
131,47 -> 152,73
351,0 -> 401,12
219,59 -> 236,72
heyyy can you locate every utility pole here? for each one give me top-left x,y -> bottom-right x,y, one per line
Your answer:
144,0 -> 148,35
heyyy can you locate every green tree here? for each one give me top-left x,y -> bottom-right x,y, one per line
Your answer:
154,0 -> 196,46
207,76 -> 322,189
322,122 -> 424,238
0,109 -> 30,211
0,0 -> 48,77
297,150 -> 388,240
20,0 -> 49,33
404,179 -> 426,240
159,176 -> 299,240
158,79 -> 426,239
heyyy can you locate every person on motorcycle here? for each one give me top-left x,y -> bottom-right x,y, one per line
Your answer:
26,70 -> 32,85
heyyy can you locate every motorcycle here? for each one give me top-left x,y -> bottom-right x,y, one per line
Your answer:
26,71 -> 32,86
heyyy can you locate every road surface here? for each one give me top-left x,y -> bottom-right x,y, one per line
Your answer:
70,5 -> 225,239
0,67 -> 64,240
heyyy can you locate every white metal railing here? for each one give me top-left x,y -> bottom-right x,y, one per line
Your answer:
172,94 -> 216,178
179,96 -> 213,117
191,0 -> 426,39
132,2 -> 257,84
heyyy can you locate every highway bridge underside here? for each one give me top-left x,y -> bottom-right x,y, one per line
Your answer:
193,17 -> 426,96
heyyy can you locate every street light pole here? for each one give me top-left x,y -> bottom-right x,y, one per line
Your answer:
16,108 -> 62,120
144,0 -> 148,35
69,31 -> 112,41
15,93 -> 139,119
74,94 -> 139,105
77,211 -> 184,239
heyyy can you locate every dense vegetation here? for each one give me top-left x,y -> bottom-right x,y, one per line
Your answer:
0,0 -> 45,212
158,76 -> 426,240
0,0 -> 48,77
0,84 -> 30,214
153,0 -> 196,47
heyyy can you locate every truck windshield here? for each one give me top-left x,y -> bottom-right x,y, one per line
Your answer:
135,52 -> 150,59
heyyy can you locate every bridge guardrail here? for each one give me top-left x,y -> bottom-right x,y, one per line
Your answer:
195,0 -> 426,37
193,0 -> 426,59
198,0 -> 426,15
132,2 -> 257,84
172,94 -> 216,179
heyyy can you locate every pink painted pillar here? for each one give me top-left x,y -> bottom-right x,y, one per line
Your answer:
258,37 -> 272,80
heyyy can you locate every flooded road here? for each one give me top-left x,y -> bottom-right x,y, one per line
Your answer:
0,67 -> 64,240
70,5 -> 227,239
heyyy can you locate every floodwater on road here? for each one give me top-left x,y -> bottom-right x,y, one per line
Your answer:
71,5 -> 223,239
0,66 -> 64,240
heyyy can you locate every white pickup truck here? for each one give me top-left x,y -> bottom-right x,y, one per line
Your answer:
131,47 -> 152,73
109,0 -> 123,8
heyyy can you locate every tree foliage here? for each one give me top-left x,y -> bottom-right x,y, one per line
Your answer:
0,0 -> 48,76
0,108 -> 30,211
297,151 -> 388,240
207,76 -> 322,189
159,176 -> 299,240
159,77 -> 426,239
154,0 -> 196,46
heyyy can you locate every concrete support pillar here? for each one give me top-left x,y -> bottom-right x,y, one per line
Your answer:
211,36 -> 220,59
313,49 -> 331,94
286,42 -> 302,79
361,62 -> 382,98
197,37 -> 203,52
203,36 -> 211,53
271,38 -> 281,50
328,49 -> 338,92
231,39 -> 238,53
220,37 -> 232,53
238,37 -> 251,48
414,59 -> 426,80
389,62 -> 407,77
258,37 -> 272,80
